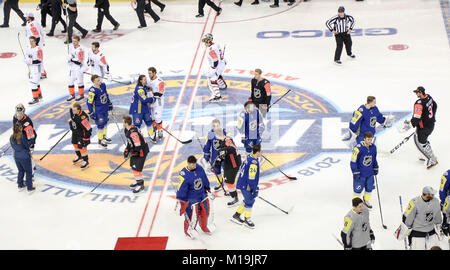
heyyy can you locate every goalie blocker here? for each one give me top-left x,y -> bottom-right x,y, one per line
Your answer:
176,156 -> 215,239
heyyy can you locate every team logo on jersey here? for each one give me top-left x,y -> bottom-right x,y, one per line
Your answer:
194,179 -> 203,190
425,212 -> 434,222
363,156 -> 373,167
0,73 -> 410,196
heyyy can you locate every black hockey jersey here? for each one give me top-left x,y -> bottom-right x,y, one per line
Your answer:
13,114 -> 37,147
249,77 -> 272,106
217,136 -> 242,170
411,94 -> 437,129
69,108 -> 92,144
125,126 -> 149,157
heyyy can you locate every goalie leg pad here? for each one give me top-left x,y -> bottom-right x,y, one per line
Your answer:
414,133 -> 436,161
198,197 -> 215,233
207,78 -> 220,98
410,236 -> 426,250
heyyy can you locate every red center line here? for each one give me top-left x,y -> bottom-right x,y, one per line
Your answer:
146,4 -> 222,237
135,8 -> 213,237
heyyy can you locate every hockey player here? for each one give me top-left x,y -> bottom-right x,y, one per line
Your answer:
146,67 -> 165,143
350,131 -> 378,209
442,195 -> 450,237
439,170 -> 450,209
123,115 -> 149,194
410,86 -> 438,169
176,155 -> 215,239
66,35 -> 87,102
13,104 -> 37,178
24,12 -> 47,79
342,96 -> 393,146
23,36 -> 44,105
238,101 -> 265,155
341,197 -> 375,250
129,75 -> 155,141
87,41 -> 112,83
231,144 -> 262,229
69,102 -> 92,169
248,68 -> 271,118
202,33 -> 227,102
87,75 -> 113,148
203,119 -> 226,192
397,186 -> 442,250
215,130 -> 242,207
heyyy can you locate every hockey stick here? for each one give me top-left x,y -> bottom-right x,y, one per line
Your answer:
332,234 -> 344,247
110,113 -> 127,147
374,175 -> 387,229
155,123 -> 192,144
268,89 -> 292,109
84,156 -> 130,196
399,195 -> 408,249
258,196 -> 293,215
389,132 -> 414,154
261,154 -> 297,180
196,137 -> 227,194
39,130 -> 70,161
17,32 -> 31,73
83,72 -> 131,86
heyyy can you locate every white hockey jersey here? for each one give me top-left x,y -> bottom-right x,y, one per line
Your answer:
87,49 -> 109,77
147,75 -> 165,97
25,20 -> 44,47
206,43 -> 225,69
25,46 -> 43,74
68,44 -> 86,71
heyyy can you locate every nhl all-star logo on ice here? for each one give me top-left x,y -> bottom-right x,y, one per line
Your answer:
0,71 -> 410,198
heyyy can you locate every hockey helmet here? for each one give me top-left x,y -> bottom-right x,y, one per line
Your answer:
202,33 -> 213,43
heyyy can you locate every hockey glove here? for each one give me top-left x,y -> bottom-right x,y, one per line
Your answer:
204,153 -> 211,163
373,167 -> 379,176
123,148 -> 130,158
207,190 -> 215,201
353,172 -> 360,181
131,150 -> 140,157
370,229 -> 375,245
218,150 -> 226,159
108,101 -> 113,111
442,222 -> 449,237
77,141 -> 84,150
89,113 -> 97,121
214,158 -> 222,168
382,114 -> 395,128
251,187 -> 259,198
241,138 -> 248,147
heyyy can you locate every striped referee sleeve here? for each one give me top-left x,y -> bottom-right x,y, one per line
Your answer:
326,15 -> 338,32
347,15 -> 355,30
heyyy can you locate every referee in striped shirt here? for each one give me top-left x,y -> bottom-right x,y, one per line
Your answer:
326,6 -> 355,65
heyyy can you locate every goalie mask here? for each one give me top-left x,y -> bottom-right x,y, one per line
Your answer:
15,104 -> 25,119
202,33 -> 213,44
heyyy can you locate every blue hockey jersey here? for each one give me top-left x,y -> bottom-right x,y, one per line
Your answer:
350,142 -> 378,178
176,165 -> 211,204
349,105 -> 385,136
236,153 -> 260,192
87,83 -> 111,115
237,108 -> 265,140
440,170 -> 450,207
203,128 -> 227,162
129,85 -> 153,115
